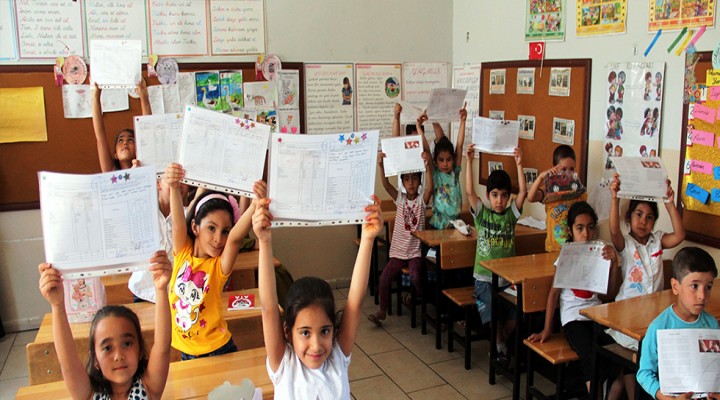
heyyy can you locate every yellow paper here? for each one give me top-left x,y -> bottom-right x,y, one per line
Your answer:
576,0 -> 627,37
0,87 -> 48,143
707,70 -> 720,87
683,97 -> 720,217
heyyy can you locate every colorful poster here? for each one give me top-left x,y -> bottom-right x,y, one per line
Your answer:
244,81 -> 278,110
304,63 -> 355,134
0,87 -> 47,143
84,0 -> 148,57
452,64 -> 481,150
278,109 -> 300,134
526,0 -> 566,41
401,62 -> 450,124
209,0 -> 265,55
195,71 -> 221,111
15,0 -> 85,58
219,70 -> 244,113
277,69 -> 299,110
0,0 -> 17,61
649,0 -> 716,31
355,63 -> 402,137
602,63 -> 665,176
148,0 -> 208,56
577,0 -> 627,36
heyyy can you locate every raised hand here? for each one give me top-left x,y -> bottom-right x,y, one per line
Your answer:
38,263 -> 64,307
252,198 -> 273,242
513,147 -> 523,166
164,163 -> 185,188
466,143 -> 476,161
149,251 -> 172,291
610,173 -> 621,199
361,195 -> 383,241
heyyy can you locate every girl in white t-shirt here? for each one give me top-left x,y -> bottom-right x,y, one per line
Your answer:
253,196 -> 383,400
528,202 -> 629,399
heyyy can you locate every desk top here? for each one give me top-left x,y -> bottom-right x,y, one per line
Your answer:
480,252 -> 558,285
579,279 -> 720,341
34,289 -> 263,345
412,228 -> 476,247
16,347 -> 273,400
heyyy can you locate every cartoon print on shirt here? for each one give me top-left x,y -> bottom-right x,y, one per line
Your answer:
172,261 -> 209,333
627,250 -> 645,294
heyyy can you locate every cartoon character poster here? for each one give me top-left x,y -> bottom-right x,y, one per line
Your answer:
526,0 -> 566,41
195,71 -> 221,111
63,277 -> 105,323
649,0 -> 716,31
576,0 -> 627,36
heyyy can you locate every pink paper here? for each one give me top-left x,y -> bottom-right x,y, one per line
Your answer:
692,103 -> 716,124
690,159 -> 714,175
710,86 -> 720,101
691,129 -> 716,147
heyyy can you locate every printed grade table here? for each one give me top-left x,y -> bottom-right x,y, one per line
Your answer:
580,278 -> 720,400
481,252 -> 558,400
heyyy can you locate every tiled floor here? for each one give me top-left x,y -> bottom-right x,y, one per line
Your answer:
0,288 -> 555,399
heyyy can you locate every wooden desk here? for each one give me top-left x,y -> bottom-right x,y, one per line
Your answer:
101,251 -> 282,304
481,252 -> 558,400
17,347 -> 273,399
580,279 -> 720,400
27,289 -> 266,385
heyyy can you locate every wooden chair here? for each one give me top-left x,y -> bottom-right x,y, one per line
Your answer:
443,285 -> 488,369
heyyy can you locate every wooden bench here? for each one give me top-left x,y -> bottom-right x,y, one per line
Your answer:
17,347 -> 273,399
522,275 -> 582,400
26,289 -> 268,385
443,285 -> 487,369
101,251 -> 281,305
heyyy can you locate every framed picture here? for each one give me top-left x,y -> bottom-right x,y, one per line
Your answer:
518,114 -> 536,140
549,67 -> 571,96
552,117 -> 575,145
489,69 -> 506,94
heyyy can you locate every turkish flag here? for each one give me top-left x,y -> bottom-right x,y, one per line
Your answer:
529,42 -> 545,60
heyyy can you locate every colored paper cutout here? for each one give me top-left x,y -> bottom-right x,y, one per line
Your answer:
715,166 -> 720,180
709,86 -> 720,100
707,69 -> 720,86
690,159 -> 714,175
691,129 -> 715,147
0,87 -> 48,143
686,183 -> 710,204
713,189 -> 720,203
692,103 -> 716,123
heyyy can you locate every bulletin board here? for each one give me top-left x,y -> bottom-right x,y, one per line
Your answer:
678,51 -> 720,249
0,62 -> 305,211
478,59 -> 591,191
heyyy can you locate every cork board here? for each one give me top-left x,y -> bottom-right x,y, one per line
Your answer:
478,59 -> 591,191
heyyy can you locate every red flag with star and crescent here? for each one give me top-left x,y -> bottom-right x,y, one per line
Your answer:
529,42 -> 545,60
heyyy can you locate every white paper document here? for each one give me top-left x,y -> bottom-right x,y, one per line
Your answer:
39,166 -> 161,278
268,131 -> 379,226
90,40 -> 142,89
471,116 -> 520,156
658,329 -> 720,397
398,100 -> 426,126
425,88 -> 467,122
135,113 -> 184,174
147,84 -> 182,115
610,156 -> 669,202
177,105 -> 270,197
62,85 -> 129,118
381,136 -> 424,177
553,241 -> 610,294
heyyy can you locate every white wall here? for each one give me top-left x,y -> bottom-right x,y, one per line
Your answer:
0,0 -> 453,332
453,0 -> 720,260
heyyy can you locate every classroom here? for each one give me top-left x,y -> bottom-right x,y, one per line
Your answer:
1,1 -> 720,399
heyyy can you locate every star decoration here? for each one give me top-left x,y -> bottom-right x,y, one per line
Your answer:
124,173 -> 130,180
361,133 -> 368,140
235,118 -> 242,125
111,176 -> 118,183
338,134 -> 345,142
117,174 -> 123,181
198,303 -> 206,313
199,319 -> 207,328
278,137 -> 283,143
346,139 -> 352,145
250,122 -> 255,128
354,137 -> 360,144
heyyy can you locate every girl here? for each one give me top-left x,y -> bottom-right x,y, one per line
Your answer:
165,162 -> 262,360
428,103 -> 467,229
92,80 -> 150,172
253,195 -> 382,399
368,150 -> 433,326
341,77 -> 352,105
37,251 -> 172,400
607,173 -> 685,351
528,202 -> 628,399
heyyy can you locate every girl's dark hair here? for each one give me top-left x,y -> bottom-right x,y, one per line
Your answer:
433,136 -> 455,163
566,201 -> 598,243
87,306 -> 147,396
186,190 -> 234,240
112,129 -> 135,170
625,200 -> 659,225
284,277 -> 337,341
343,76 -> 350,85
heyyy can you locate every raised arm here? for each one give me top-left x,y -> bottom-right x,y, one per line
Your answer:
454,103 -> 467,167
513,147 -> 527,210
138,78 -> 151,116
166,163 -> 188,252
38,263 -> 92,400
143,251 -> 172,399
416,112 -> 431,153
600,245 -> 622,301
378,152 -> 398,200
527,287 -> 561,343
609,173 -> 626,251
392,103 -> 402,137
253,198 -> 285,372
220,181 -> 267,275
338,197 -> 383,356
464,144 -> 480,209
422,151 -> 434,205
528,166 -> 557,203
661,180 -> 685,249
91,83 -> 116,172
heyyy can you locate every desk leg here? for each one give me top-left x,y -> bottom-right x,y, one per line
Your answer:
373,238 -> 379,305
420,243 -> 428,335
435,265 -> 443,350
512,284 -> 523,400
635,339 -> 644,400
489,273 -> 498,385
589,322 -> 601,400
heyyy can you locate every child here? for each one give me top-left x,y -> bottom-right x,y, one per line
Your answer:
368,151 -> 434,326
341,77 -> 352,105
91,81 -> 150,172
428,104 -> 467,229
607,173 -> 685,350
37,251 -> 172,400
465,143 -> 526,361
528,202 -> 627,398
637,247 -> 718,400
165,162 -> 261,360
253,195 -> 383,399
527,145 -> 588,253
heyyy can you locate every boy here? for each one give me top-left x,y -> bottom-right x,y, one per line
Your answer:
637,247 -> 719,400
527,145 -> 587,253
465,143 -> 526,361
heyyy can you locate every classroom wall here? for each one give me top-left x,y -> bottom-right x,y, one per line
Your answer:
0,0 -> 453,332
453,0 -> 720,261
